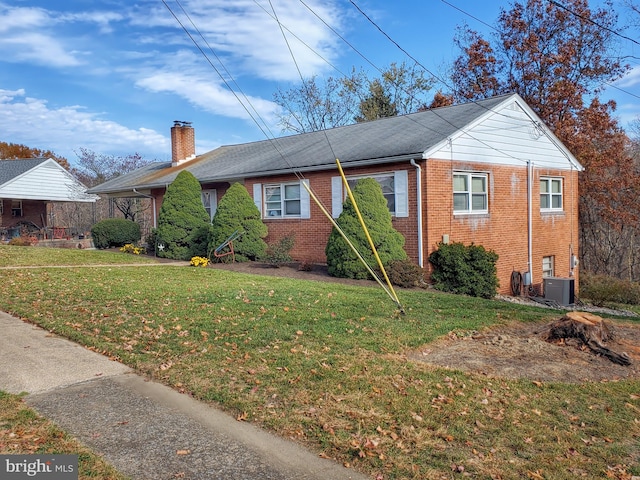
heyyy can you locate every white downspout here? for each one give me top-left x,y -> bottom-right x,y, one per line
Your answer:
410,159 -> 423,267
132,189 -> 157,228
527,160 -> 533,290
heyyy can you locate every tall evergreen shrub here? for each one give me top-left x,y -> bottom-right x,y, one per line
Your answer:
208,183 -> 267,262
156,170 -> 211,260
325,178 -> 407,279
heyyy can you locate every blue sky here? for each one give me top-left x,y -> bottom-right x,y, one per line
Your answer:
1,0 -> 638,165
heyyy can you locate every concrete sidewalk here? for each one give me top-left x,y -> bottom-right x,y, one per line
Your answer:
0,311 -> 369,479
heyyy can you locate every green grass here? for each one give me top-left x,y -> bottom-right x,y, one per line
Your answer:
0,245 -> 638,479
0,245 -> 158,267
0,391 -> 129,480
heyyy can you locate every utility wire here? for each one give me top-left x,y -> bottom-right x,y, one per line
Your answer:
269,0 -> 402,307
161,0 -> 273,142
547,0 -> 640,47
440,0 -> 640,105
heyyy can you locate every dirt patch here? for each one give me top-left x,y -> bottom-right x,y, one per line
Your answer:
407,321 -> 640,383
208,261 -> 640,384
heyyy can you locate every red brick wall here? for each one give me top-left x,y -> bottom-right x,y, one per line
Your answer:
147,160 -> 579,296
0,200 -> 47,229
423,159 -> 579,294
171,124 -> 195,165
245,164 -> 419,264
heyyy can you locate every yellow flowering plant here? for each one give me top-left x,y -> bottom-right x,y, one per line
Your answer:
119,243 -> 146,255
190,256 -> 209,267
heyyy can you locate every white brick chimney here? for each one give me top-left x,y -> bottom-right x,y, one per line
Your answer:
171,121 -> 196,167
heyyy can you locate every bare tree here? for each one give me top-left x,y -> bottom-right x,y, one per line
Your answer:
273,62 -> 434,133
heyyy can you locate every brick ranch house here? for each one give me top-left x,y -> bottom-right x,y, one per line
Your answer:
89,93 -> 582,296
0,158 -> 97,240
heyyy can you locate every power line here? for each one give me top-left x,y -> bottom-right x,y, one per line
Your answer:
547,0 -> 640,47
440,0 -> 498,32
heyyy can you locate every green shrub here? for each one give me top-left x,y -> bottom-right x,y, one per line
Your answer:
156,171 -> 211,260
428,241 -> 499,298
7,236 -> 36,246
145,229 -> 158,255
326,178 -> 407,279
579,271 -> 640,306
208,183 -> 267,262
384,259 -> 425,288
262,233 -> 295,267
91,218 -> 141,249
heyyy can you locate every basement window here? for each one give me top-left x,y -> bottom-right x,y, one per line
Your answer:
542,256 -> 554,278
540,177 -> 563,211
453,172 -> 488,214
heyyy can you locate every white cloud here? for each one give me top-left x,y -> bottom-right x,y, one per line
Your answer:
615,66 -> 640,89
0,4 -> 83,67
0,89 -> 168,161
139,0 -> 344,81
133,50 -> 281,125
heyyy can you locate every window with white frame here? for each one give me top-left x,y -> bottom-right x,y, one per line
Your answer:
201,189 -> 217,221
265,182 -> 301,217
331,171 -> 408,218
540,177 -> 562,211
542,256 -> 554,278
11,200 -> 22,217
453,172 -> 488,213
346,174 -> 396,212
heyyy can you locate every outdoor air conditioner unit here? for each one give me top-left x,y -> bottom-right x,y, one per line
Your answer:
543,277 -> 575,306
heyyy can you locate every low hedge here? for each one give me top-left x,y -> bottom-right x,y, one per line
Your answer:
91,219 -> 141,249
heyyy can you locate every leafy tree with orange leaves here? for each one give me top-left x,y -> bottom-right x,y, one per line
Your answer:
448,0 -> 640,280
0,141 -> 70,170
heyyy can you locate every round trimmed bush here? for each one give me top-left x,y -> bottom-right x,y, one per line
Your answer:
91,218 -> 141,249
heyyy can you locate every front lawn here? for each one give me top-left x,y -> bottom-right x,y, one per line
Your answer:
0,245 -> 638,479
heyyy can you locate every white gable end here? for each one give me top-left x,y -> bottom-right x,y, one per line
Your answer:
425,98 -> 582,171
0,159 -> 98,202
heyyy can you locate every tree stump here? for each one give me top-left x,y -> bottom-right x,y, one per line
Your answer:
542,312 -> 631,366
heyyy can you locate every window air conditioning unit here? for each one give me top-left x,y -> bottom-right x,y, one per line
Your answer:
543,277 -> 575,306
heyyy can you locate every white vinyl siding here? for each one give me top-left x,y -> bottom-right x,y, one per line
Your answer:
425,98 -> 581,172
0,159 -> 96,202
453,172 -> 488,214
540,177 -> 562,211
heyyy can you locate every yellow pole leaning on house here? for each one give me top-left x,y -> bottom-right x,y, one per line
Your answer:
300,181 -> 402,311
335,159 -> 404,313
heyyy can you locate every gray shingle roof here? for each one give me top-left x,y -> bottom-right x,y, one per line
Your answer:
0,158 -> 48,186
89,94 -> 512,195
